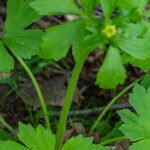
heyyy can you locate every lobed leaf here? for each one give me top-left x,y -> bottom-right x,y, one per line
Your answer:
30,0 -> 81,16
3,29 -> 44,59
62,135 -> 107,150
18,123 -> 55,150
40,19 -> 85,61
0,123 -> 107,150
118,84 -> 150,149
5,0 -> 41,32
96,47 -> 126,89
118,37 -> 150,60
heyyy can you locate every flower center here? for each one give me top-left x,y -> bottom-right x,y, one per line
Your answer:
103,25 -> 117,38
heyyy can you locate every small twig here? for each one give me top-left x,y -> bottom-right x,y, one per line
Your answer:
55,102 -> 132,117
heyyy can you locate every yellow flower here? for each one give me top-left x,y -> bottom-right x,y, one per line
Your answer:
102,25 -> 117,38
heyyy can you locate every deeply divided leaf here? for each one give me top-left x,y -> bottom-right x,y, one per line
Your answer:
0,123 -> 107,150
118,84 -> 150,149
18,123 -> 56,150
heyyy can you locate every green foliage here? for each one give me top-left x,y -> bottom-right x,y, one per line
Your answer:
0,129 -> 13,141
96,47 -> 126,89
80,0 -> 99,16
31,0 -> 150,89
102,122 -> 123,141
117,0 -> 148,14
141,75 -> 150,90
40,19 -> 85,61
0,0 -> 43,73
100,0 -> 116,18
0,123 -> 107,150
0,41 -> 14,73
30,0 -> 81,16
118,84 -> 150,149
95,120 -> 112,137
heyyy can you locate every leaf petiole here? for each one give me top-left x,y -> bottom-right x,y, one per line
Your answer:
90,75 -> 145,131
55,52 -> 89,150
16,56 -> 51,130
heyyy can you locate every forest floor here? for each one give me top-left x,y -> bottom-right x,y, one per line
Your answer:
0,1 -> 144,149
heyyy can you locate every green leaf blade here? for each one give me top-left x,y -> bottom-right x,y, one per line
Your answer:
118,37 -> 150,60
130,139 -> 150,150
0,41 -> 14,73
118,84 -> 150,148
0,140 -> 28,150
31,0 -> 81,16
100,0 -> 116,18
5,0 -> 41,32
62,135 -> 108,150
4,29 -> 44,59
80,0 -> 99,16
18,123 -> 55,150
40,19 -> 85,61
96,47 -> 126,89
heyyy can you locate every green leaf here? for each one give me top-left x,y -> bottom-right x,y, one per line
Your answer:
102,122 -> 123,141
40,19 -> 85,61
30,0 -> 81,16
18,123 -> 55,150
117,0 -> 148,13
122,54 -> 150,72
3,29 -> 44,59
0,41 -> 14,72
130,139 -> 150,150
96,47 -> 126,89
118,37 -> 150,60
0,140 -> 28,150
73,33 -> 100,62
0,128 -> 13,141
62,135 -> 108,150
141,75 -> 150,90
118,84 -> 150,148
2,0 -> 44,61
100,0 -> 116,18
81,0 -> 99,16
124,23 -> 147,38
5,0 -> 41,32
95,120 -> 112,137
0,123 -> 107,150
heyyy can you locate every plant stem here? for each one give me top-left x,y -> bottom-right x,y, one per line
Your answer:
100,137 -> 126,146
16,56 -> 51,130
55,55 -> 88,150
90,75 -> 144,131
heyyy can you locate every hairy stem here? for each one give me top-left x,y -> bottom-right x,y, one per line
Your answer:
55,55 -> 88,150
90,75 -> 144,131
16,56 -> 51,130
